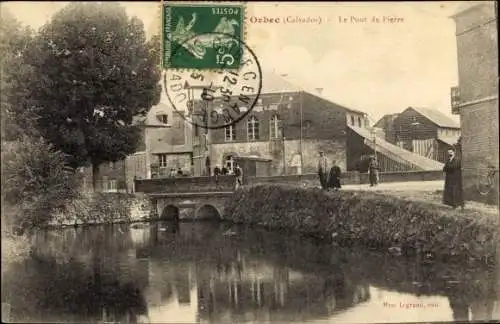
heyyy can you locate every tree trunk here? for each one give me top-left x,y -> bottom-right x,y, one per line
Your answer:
92,162 -> 100,192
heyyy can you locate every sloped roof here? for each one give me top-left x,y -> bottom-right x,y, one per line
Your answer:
437,134 -> 460,146
409,107 -> 460,129
260,71 -> 366,115
304,91 -> 366,115
260,71 -> 303,94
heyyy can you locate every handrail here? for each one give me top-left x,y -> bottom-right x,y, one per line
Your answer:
364,138 -> 423,170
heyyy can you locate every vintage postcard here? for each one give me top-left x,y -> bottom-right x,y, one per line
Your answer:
1,1 -> 499,324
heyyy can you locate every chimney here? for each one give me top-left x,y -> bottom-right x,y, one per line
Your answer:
315,88 -> 323,96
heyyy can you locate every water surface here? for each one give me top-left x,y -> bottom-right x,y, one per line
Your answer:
2,222 -> 499,323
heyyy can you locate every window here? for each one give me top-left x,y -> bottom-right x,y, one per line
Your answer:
108,179 -> 118,192
194,124 -> 199,137
225,124 -> 236,141
358,116 -> 362,127
350,116 -> 355,126
225,155 -> 235,172
270,115 -> 282,139
157,114 -> 168,124
247,116 -> 259,141
102,176 -> 108,191
158,154 -> 168,168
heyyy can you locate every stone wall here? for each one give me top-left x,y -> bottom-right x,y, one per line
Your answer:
453,2 -> 499,205
49,193 -> 152,227
135,175 -> 236,193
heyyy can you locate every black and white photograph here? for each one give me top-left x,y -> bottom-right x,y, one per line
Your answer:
1,1 -> 499,323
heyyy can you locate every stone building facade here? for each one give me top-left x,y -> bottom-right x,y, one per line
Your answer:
191,78 -> 369,177
144,102 -> 193,178
451,2 -> 499,204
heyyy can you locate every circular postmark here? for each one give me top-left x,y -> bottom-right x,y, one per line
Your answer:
163,32 -> 262,130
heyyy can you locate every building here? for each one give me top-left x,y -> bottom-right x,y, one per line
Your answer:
81,130 -> 146,193
190,72 -> 370,177
143,102 -> 193,178
374,113 -> 399,143
382,106 -> 461,163
451,2 -> 499,204
81,100 -> 192,192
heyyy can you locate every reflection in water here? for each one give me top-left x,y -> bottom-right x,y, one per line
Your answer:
2,222 -> 499,323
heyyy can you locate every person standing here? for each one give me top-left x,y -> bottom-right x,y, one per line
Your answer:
205,156 -> 211,176
213,165 -> 221,184
317,151 -> 329,190
327,160 -> 342,190
443,148 -> 464,209
368,156 -> 379,187
221,166 -> 228,175
234,164 -> 243,189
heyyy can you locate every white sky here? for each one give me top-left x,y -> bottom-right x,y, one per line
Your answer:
3,1 -> 469,122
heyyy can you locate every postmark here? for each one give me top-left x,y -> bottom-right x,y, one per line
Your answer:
163,32 -> 262,130
163,2 -> 245,69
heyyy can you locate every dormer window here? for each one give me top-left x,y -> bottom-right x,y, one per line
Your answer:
157,114 -> 168,124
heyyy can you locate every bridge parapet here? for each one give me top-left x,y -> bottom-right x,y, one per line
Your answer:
135,175 -> 236,194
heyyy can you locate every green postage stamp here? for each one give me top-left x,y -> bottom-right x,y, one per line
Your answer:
163,2 -> 245,69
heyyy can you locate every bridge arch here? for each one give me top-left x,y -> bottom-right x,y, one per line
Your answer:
195,204 -> 222,220
160,205 -> 180,221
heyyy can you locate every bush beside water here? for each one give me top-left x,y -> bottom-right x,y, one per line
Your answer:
224,185 -> 500,264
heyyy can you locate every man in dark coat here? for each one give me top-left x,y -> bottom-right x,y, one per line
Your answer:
317,151 -> 329,190
368,156 -> 379,187
443,148 -> 464,209
327,160 -> 342,190
213,165 -> 221,184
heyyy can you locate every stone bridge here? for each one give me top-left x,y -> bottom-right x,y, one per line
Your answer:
135,175 -> 236,221
150,192 -> 233,221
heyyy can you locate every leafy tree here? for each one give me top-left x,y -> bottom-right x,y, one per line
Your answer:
1,136 -> 82,233
11,3 -> 161,190
0,8 -> 35,140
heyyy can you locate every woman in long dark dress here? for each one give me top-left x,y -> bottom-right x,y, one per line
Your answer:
327,160 -> 342,190
443,148 -> 464,209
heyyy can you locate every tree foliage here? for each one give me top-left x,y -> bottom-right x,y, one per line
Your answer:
0,8 -> 35,140
1,136 -> 82,232
10,3 -> 161,172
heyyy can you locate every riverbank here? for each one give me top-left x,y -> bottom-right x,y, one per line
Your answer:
47,192 -> 152,227
224,184 -> 499,265
1,191 -> 152,271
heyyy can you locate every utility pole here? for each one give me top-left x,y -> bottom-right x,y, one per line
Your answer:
282,126 -> 286,175
299,91 -> 304,174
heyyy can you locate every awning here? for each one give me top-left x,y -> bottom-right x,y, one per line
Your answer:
437,135 -> 459,146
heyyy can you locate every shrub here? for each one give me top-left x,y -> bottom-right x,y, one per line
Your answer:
224,184 -> 500,264
1,136 -> 82,232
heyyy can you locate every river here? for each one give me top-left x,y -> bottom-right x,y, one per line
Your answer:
2,221 -> 499,323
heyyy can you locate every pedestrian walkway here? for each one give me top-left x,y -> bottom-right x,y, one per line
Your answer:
341,180 -> 444,192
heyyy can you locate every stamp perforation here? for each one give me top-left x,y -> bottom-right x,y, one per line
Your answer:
160,1 -> 247,72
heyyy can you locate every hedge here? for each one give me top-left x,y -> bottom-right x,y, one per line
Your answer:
223,184 -> 500,265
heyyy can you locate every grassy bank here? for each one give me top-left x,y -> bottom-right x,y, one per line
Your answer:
224,184 -> 500,265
